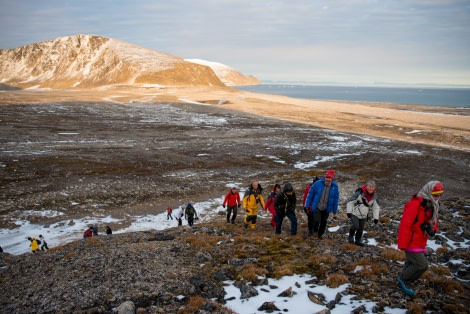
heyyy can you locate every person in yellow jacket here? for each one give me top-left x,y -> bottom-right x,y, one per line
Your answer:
242,181 -> 265,229
27,236 -> 40,253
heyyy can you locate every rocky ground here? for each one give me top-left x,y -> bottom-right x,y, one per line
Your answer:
0,94 -> 469,313
0,198 -> 469,313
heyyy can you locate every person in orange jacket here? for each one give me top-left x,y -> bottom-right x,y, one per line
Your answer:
397,181 -> 444,296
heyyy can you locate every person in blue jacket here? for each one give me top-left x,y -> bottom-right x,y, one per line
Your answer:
304,169 -> 339,239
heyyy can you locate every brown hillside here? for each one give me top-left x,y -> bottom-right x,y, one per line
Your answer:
0,34 -> 225,89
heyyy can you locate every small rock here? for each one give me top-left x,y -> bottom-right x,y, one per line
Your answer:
307,291 -> 325,305
240,284 -> 259,299
278,286 -> 295,298
114,300 -> 135,314
258,301 -> 280,312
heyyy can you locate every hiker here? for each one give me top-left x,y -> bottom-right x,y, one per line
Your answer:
185,203 -> 198,227
346,179 -> 381,246
92,225 -> 98,236
304,170 -> 339,239
274,183 -> 298,236
223,186 -> 241,224
106,226 -> 112,235
175,206 -> 184,226
0,245 -> 3,253
397,181 -> 444,296
167,207 -> 173,220
303,176 -> 320,236
39,234 -> 49,251
264,183 -> 281,228
27,237 -> 40,253
242,181 -> 265,229
83,227 -> 94,238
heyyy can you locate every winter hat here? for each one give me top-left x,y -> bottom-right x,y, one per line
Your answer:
325,170 -> 335,179
283,183 -> 293,192
417,181 -> 443,225
431,182 -> 444,195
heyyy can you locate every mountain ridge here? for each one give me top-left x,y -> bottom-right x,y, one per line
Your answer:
0,34 -> 260,89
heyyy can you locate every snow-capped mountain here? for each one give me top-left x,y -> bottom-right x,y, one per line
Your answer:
0,35 -> 258,89
185,59 -> 261,86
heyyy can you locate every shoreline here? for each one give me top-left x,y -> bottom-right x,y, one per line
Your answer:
1,85 -> 469,152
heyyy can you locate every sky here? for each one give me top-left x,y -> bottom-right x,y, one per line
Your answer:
1,0 -> 469,87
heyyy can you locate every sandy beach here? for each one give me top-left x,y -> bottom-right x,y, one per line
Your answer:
1,85 -> 469,152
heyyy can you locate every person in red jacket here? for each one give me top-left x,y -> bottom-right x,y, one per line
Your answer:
264,184 -> 281,228
397,181 -> 444,296
83,226 -> 94,238
222,187 -> 241,224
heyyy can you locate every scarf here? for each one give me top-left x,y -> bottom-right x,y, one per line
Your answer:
361,185 -> 376,202
417,181 -> 441,226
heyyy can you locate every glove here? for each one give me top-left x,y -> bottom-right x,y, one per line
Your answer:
347,213 -> 351,218
222,204 -> 225,208
374,219 -> 378,224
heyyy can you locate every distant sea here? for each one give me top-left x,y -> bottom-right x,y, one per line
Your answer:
234,84 -> 470,108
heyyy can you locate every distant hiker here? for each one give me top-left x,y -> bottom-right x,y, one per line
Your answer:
27,237 -> 40,253
304,170 -> 339,239
223,186 -> 241,224
397,181 -> 443,297
274,183 -> 298,236
185,203 -> 198,227
264,183 -> 281,228
175,206 -> 184,226
303,176 -> 320,236
167,207 -> 173,220
92,225 -> 98,236
242,181 -> 265,229
346,180 -> 381,246
83,227 -> 94,238
39,234 -> 49,251
0,245 -> 3,253
106,226 -> 112,235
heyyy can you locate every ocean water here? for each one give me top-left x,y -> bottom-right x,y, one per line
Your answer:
234,84 -> 470,108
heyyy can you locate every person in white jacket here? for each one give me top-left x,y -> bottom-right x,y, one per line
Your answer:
346,180 -> 381,246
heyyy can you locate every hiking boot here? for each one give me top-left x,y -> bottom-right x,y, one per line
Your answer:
231,220 -> 235,224
397,276 -> 415,296
318,235 -> 323,240
355,241 -> 365,246
243,218 -> 248,229
348,230 -> 355,244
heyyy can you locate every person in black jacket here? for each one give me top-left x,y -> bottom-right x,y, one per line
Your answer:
274,183 -> 297,236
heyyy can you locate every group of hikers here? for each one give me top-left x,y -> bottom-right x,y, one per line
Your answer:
166,203 -> 199,227
83,225 -> 112,238
222,170 -> 372,244
222,169 -> 445,297
30,168 -> 440,297
26,234 -> 49,252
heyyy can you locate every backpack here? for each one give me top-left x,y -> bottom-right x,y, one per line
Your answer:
36,239 -> 41,245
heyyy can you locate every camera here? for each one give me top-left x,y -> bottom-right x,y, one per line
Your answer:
420,222 -> 435,237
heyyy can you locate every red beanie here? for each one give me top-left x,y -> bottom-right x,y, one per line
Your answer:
431,182 -> 444,195
325,169 -> 335,179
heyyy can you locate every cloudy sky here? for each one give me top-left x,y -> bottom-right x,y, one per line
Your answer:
1,0 -> 469,86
